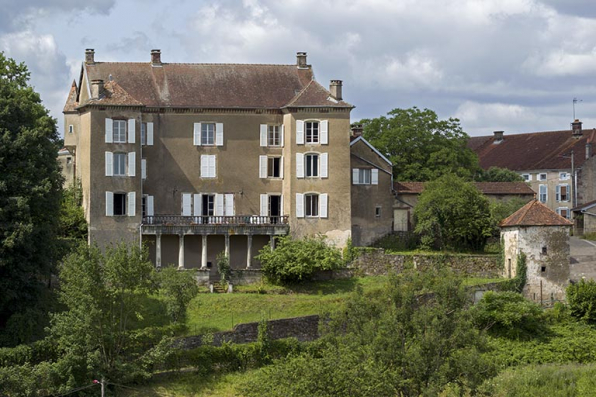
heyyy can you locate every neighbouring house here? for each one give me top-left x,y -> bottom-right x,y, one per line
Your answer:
500,199 -> 572,304
393,181 -> 535,232
468,121 -> 596,220
57,147 -> 75,188
350,126 -> 394,246
63,49 -> 362,275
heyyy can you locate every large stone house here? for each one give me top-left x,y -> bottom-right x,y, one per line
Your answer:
469,122 -> 596,220
63,49 -> 369,273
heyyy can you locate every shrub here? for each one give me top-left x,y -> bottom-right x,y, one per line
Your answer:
257,236 -> 344,284
157,267 -> 199,323
567,279 -> 596,323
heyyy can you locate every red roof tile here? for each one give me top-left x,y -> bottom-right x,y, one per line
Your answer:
84,80 -> 143,107
500,199 -> 573,227
469,129 -> 596,171
394,181 -> 535,196
63,80 -> 78,112
284,80 -> 352,108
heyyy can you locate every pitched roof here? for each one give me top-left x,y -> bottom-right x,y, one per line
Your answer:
469,128 -> 596,171
63,80 -> 78,112
572,199 -> 596,212
394,181 -> 535,196
500,199 -> 573,227
84,80 -> 143,107
350,136 -> 392,166
284,80 -> 352,108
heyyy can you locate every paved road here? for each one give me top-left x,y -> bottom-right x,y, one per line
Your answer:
570,237 -> 596,281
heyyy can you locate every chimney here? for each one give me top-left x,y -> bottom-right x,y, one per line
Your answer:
586,142 -> 592,160
296,52 -> 308,68
493,130 -> 504,143
572,119 -> 582,137
330,80 -> 343,101
85,49 -> 95,64
151,49 -> 162,66
90,79 -> 104,99
351,124 -> 363,137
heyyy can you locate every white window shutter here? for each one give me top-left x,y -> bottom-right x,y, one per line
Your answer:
141,159 -> 147,179
128,119 -> 135,143
260,194 -> 268,216
225,193 -> 234,216
147,122 -> 154,146
147,195 -> 154,216
209,155 -> 217,177
556,185 -> 561,201
259,155 -> 268,178
128,152 -> 136,177
296,120 -> 304,144
280,194 -> 284,216
128,192 -> 136,216
200,155 -> 208,177
320,153 -> 328,178
281,125 -> 285,147
215,194 -> 224,216
216,123 -> 224,146
320,193 -> 328,218
105,191 -> 113,216
105,152 -> 113,177
371,169 -> 379,185
105,118 -> 113,143
352,168 -> 359,184
194,123 -> 201,146
280,156 -> 284,179
296,153 -> 304,178
193,194 -> 202,216
182,193 -> 192,216
296,193 -> 304,218
260,124 -> 267,147
320,120 -> 329,144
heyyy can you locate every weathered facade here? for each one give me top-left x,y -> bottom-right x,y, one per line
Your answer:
63,49 -> 355,273
500,199 -> 572,304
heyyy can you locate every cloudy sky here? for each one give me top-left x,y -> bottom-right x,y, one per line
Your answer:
2,0 -> 596,137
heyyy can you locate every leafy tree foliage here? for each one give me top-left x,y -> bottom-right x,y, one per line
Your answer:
156,267 -> 199,323
257,236 -> 344,284
414,174 -> 493,251
358,107 -> 479,181
567,279 -> 596,323
242,267 -> 494,396
0,52 -> 63,343
57,180 -> 87,241
475,166 -> 524,182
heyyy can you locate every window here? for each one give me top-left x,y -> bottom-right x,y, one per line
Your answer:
202,194 -> 215,216
305,154 -> 319,177
142,196 -> 147,217
522,173 -> 531,181
106,192 -> 135,217
113,120 -> 126,143
557,207 -> 569,219
560,172 -> 570,180
306,121 -> 319,143
194,122 -> 223,146
113,153 -> 126,176
542,246 -> 548,255
66,157 -> 72,164
556,184 -> 569,202
539,184 -> 547,203
141,123 -> 146,145
268,157 -> 281,178
68,125 -> 74,134
114,193 -> 126,216
305,194 -> 319,217
201,123 -> 215,145
268,125 -> 281,146
539,173 -> 547,181
352,168 -> 379,185
200,155 -> 216,178
375,206 -> 381,218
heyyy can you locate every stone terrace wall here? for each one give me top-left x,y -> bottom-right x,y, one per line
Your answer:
177,315 -> 320,349
351,249 -> 501,278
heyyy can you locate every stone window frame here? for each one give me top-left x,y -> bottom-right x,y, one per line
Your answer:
112,119 -> 127,143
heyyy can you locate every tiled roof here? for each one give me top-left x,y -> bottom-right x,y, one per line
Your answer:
394,181 -> 535,195
78,61 -> 348,109
84,81 -> 143,107
468,129 -> 596,171
500,199 -> 573,227
572,199 -> 596,212
63,80 -> 78,112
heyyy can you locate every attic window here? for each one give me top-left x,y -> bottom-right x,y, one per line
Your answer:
542,246 -> 547,255
68,125 -> 74,134
541,266 -> 546,272
539,173 -> 547,181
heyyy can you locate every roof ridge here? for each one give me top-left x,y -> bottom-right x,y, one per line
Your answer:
90,61 -> 297,67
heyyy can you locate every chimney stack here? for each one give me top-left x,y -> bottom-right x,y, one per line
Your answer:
296,52 -> 308,68
85,49 -> 95,64
90,79 -> 104,99
493,131 -> 504,143
151,49 -> 162,66
330,80 -> 343,101
572,119 -> 583,137
351,124 -> 363,137
586,142 -> 592,160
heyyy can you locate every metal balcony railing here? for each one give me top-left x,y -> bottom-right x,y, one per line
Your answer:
142,215 -> 289,226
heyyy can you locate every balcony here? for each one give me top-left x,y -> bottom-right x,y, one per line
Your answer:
141,215 -> 290,236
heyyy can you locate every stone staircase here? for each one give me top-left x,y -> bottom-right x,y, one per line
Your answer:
210,281 -> 228,293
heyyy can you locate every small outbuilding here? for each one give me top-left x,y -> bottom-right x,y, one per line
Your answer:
500,199 -> 573,304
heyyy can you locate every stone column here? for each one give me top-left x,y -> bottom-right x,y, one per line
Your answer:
156,233 -> 162,268
178,234 -> 185,269
201,235 -> 208,269
246,234 -> 253,269
270,236 -> 275,251
224,234 -> 230,258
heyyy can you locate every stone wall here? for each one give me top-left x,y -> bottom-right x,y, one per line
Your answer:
177,315 -> 320,349
350,249 -> 501,278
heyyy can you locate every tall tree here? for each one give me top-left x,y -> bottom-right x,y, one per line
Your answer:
0,52 -> 63,340
475,166 -> 524,182
358,107 -> 479,181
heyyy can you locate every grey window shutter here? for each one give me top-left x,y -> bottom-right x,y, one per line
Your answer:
296,153 -> 304,178
194,123 -> 201,146
105,152 -> 113,176
225,193 -> 234,216
127,192 -> 136,216
216,123 -> 224,146
105,191 -> 113,216
296,193 -> 304,218
260,194 -> 268,216
296,120 -> 304,144
320,153 -> 328,178
105,118 -> 113,143
371,169 -> 379,185
193,194 -> 202,217
259,155 -> 268,178
260,124 -> 267,147
320,120 -> 328,144
128,119 -> 136,143
215,194 -> 224,216
147,195 -> 154,216
147,122 -> 154,145
319,193 -> 328,218
128,152 -> 136,177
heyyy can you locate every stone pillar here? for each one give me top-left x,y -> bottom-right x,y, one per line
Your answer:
178,234 -> 185,269
156,233 -> 162,267
201,235 -> 208,269
246,234 -> 253,269
224,234 -> 230,258
270,236 -> 275,251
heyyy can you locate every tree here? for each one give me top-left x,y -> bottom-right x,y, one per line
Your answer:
414,174 -> 493,251
0,52 -> 63,343
157,267 -> 199,323
475,166 -> 524,182
358,107 -> 479,181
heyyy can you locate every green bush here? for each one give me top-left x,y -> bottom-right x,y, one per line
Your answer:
156,267 -> 199,323
567,279 -> 596,323
257,236 -> 344,284
471,291 -> 546,339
